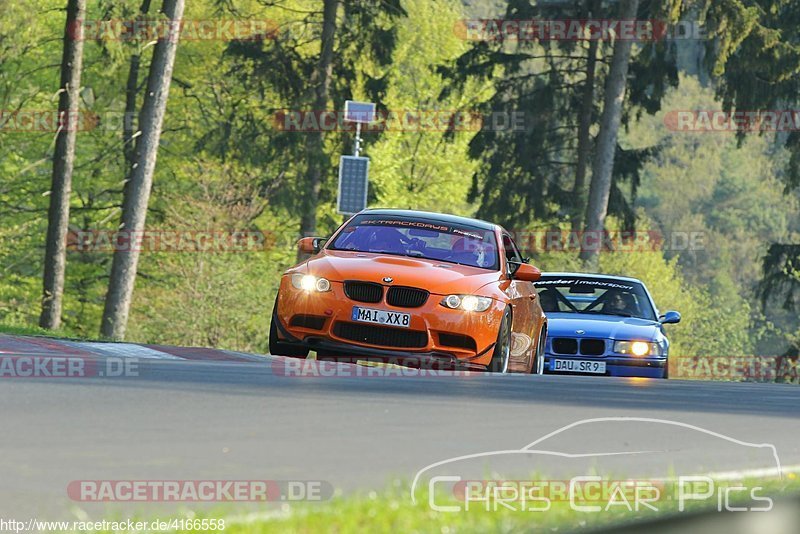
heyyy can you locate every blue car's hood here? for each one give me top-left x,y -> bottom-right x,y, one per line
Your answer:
546,313 -> 662,341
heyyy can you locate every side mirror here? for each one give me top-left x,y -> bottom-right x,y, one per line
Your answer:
297,237 -> 325,254
659,310 -> 681,324
513,263 -> 541,282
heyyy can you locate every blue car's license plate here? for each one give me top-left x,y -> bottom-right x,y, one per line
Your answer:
552,359 -> 606,374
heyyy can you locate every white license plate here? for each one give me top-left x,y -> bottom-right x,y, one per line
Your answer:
552,359 -> 606,374
352,306 -> 411,328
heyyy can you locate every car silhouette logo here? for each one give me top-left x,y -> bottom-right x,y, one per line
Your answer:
576,329 -> 585,335
383,277 -> 393,283
410,417 -> 786,506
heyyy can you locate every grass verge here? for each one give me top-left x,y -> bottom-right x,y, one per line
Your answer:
0,322 -> 91,340
63,475 -> 800,533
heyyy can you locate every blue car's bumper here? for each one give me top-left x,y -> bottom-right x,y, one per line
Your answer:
544,354 -> 668,378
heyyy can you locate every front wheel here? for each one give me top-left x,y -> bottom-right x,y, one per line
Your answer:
269,302 -> 309,359
488,307 -> 512,373
531,325 -> 546,375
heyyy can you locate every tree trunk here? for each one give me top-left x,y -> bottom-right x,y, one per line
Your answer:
299,0 -> 338,243
123,0 -> 153,168
570,0 -> 600,234
100,0 -> 185,340
579,0 -> 639,268
39,0 -> 87,329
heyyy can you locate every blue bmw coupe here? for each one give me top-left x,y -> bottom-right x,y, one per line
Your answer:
534,273 -> 681,379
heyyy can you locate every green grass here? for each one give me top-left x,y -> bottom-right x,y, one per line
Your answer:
63,475 -> 800,533
0,321 -> 91,340
0,321 -> 158,344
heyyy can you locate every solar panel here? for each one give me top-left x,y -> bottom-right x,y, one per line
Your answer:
337,156 -> 369,214
344,100 -> 376,124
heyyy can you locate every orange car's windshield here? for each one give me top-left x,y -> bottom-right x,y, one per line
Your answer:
329,216 -> 499,270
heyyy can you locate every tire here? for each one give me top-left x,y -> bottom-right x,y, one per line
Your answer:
269,301 -> 309,359
663,360 -> 670,379
531,325 -> 546,375
488,307 -> 512,373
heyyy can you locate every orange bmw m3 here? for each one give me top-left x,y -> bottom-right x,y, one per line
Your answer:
270,209 -> 547,373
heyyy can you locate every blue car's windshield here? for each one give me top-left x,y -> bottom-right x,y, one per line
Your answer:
329,215 -> 499,270
534,277 -> 657,321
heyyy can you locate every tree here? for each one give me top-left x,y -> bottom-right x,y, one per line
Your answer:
224,0 -> 406,237
759,244 -> 800,311
367,0 -> 481,215
570,0 -> 601,233
441,0 -> 610,228
442,0 -> 679,234
702,0 -> 800,353
123,0 -> 153,168
40,0 -> 87,329
300,0 -> 338,240
579,0 -> 639,268
100,0 -> 186,339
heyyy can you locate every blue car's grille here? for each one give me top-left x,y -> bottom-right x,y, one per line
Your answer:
552,338 -> 605,356
553,338 -> 578,355
580,339 -> 605,356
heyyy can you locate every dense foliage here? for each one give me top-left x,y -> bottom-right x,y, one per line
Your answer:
1,0 -> 798,356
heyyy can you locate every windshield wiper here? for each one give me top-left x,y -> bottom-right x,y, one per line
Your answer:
368,250 -> 430,260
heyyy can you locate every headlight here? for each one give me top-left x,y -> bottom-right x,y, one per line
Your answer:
440,294 -> 492,312
614,340 -> 661,357
291,274 -> 331,292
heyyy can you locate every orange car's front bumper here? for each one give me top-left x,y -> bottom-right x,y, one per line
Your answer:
273,276 -> 506,369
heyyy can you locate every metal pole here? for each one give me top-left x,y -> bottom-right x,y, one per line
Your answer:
354,122 -> 361,157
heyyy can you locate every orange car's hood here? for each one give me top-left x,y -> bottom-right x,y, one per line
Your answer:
298,250 -> 502,296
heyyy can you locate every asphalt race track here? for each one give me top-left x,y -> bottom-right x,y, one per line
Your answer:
1,334 -> 799,521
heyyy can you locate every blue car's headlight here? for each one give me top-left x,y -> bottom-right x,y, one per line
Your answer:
614,340 -> 661,357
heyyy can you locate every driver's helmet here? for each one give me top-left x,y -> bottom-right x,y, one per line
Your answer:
604,290 -> 637,314
451,236 -> 493,267
452,236 -> 482,253
369,227 -> 405,253
539,289 -> 559,312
